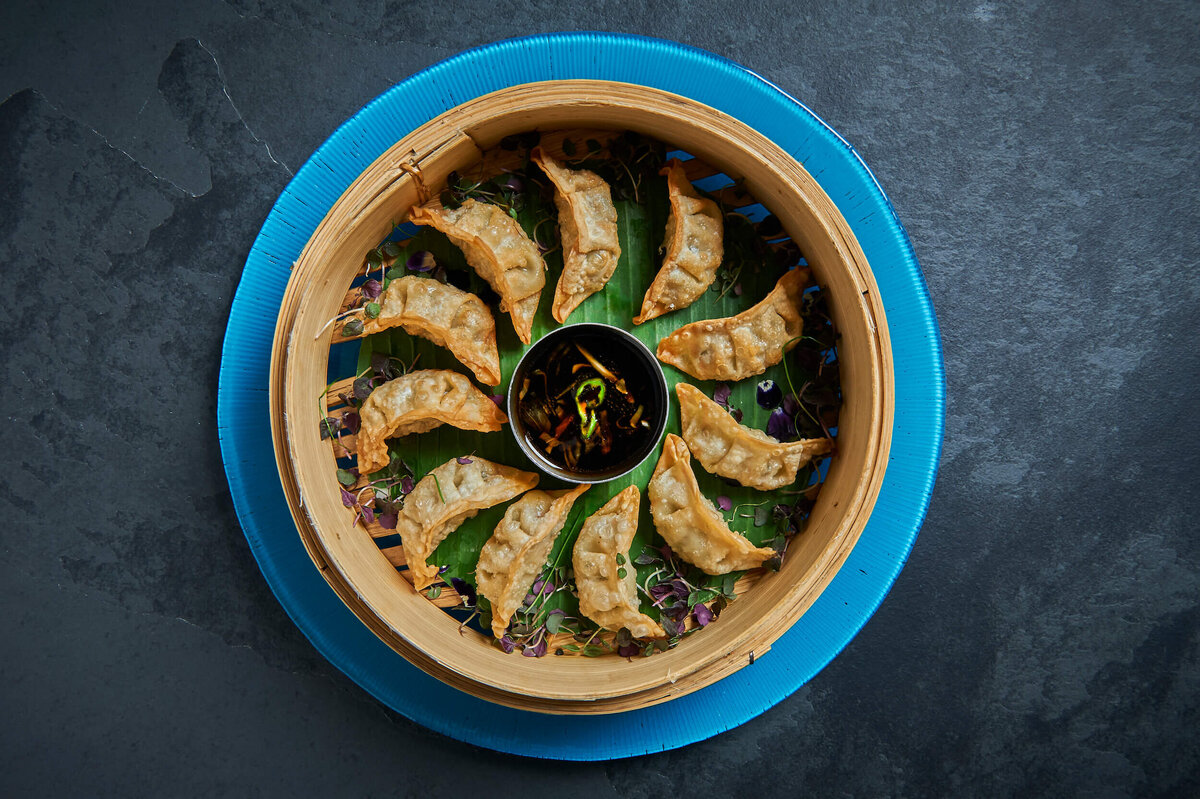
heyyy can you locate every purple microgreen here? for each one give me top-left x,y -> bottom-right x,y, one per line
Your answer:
614,628 -> 633,648
456,456 -> 473,465
341,318 -> 364,337
400,475 -> 415,495
319,416 -> 342,439
733,282 -> 743,297
633,550 -> 658,566
360,504 -> 375,524
378,513 -> 397,530
335,468 -> 357,487
449,577 -> 476,608
522,637 -> 548,658
713,383 -> 732,406
490,393 -> 505,408
498,635 -> 516,654
406,250 -> 435,272
352,376 -> 373,400
617,643 -> 640,658
693,603 -> 714,627
730,408 -> 744,423
716,495 -> 733,511
361,278 -> 383,299
660,615 -> 682,638
781,393 -> 801,416
523,593 -> 536,607
503,174 -> 524,192
531,578 -> 544,595
341,411 -> 360,434
339,487 -> 356,508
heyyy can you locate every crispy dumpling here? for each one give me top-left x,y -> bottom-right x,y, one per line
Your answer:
647,434 -> 775,574
355,276 -> 501,386
394,456 -> 538,590
676,383 -> 832,491
476,484 -> 589,639
633,159 -> 723,324
356,370 -> 508,475
657,267 -> 809,381
572,486 -> 665,639
408,199 -> 546,344
530,147 -> 621,323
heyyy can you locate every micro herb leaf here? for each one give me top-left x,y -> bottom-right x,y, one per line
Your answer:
427,585 -> 442,599
382,241 -> 403,258
336,468 -> 357,487
365,302 -> 381,319
366,249 -> 383,268
341,318 -> 364,337
617,567 -> 628,580
615,553 -> 626,566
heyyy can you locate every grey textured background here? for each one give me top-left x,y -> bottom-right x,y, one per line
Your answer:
2,1 -> 1197,796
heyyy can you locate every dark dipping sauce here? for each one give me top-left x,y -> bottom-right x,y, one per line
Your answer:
514,330 -> 662,478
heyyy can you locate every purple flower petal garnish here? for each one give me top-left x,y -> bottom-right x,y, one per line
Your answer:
716,495 -> 732,511
756,379 -> 782,409
400,476 -> 415,495
767,408 -> 794,440
378,513 -> 397,530
713,383 -> 732,406
340,487 -> 356,508
693,603 -> 714,627
406,250 -> 435,272
361,278 -> 383,299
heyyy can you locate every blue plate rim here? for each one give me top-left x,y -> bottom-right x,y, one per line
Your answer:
217,31 -> 944,760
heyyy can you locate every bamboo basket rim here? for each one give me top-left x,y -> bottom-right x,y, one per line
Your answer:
269,80 -> 894,714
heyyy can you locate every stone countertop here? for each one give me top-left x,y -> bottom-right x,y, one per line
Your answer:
2,2 -> 1196,795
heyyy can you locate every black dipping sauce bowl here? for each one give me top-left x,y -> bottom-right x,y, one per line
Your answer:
507,323 -> 669,484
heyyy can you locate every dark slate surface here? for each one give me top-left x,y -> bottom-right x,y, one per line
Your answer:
2,1 -> 1197,795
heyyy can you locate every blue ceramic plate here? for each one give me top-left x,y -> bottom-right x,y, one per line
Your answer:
217,32 -> 944,760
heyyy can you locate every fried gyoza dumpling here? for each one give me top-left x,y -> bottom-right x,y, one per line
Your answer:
676,383 -> 832,491
572,486 -> 665,639
476,484 -> 589,639
530,148 -> 621,323
657,267 -> 809,381
356,370 -> 508,475
633,158 -> 723,325
394,456 -> 538,590
408,199 -> 546,344
357,276 -> 501,386
647,434 -> 775,575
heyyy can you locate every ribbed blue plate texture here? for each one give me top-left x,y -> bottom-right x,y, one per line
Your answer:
217,32 -> 944,760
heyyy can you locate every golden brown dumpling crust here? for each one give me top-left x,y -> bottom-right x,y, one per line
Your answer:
476,485 -> 589,639
633,159 -> 723,324
676,383 -> 832,491
408,199 -> 546,344
647,434 -> 775,575
572,486 -> 666,639
358,276 -> 501,386
657,267 -> 809,382
356,369 -> 508,474
530,148 -> 621,323
394,457 -> 538,590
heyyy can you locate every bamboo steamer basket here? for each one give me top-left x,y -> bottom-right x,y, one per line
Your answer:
270,81 -> 894,714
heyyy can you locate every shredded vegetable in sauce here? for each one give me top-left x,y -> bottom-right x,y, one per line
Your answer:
516,334 -> 657,475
